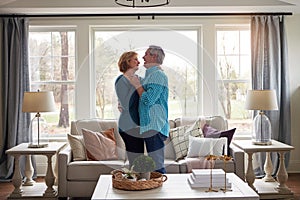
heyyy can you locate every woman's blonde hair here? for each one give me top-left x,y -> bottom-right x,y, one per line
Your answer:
118,51 -> 138,73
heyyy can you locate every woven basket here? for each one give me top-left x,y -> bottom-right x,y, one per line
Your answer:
111,170 -> 168,191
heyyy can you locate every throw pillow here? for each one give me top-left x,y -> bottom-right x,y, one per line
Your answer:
67,134 -> 87,161
187,136 -> 227,157
203,124 -> 236,155
99,128 -> 116,144
219,128 -> 236,155
82,128 -> 118,161
169,123 -> 203,161
202,124 -> 220,138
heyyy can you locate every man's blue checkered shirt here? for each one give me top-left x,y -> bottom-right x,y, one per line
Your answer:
139,66 -> 169,137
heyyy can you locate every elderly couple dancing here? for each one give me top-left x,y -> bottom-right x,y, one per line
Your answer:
115,45 -> 169,174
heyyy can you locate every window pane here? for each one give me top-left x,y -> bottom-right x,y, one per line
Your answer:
217,31 -> 239,55
29,31 -> 75,81
29,32 -> 51,56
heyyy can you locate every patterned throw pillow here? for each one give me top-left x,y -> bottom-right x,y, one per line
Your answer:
169,122 -> 203,161
82,128 -> 118,161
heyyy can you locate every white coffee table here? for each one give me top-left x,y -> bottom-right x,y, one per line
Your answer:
92,173 -> 259,200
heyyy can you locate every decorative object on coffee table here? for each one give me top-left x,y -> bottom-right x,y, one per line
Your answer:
121,166 -> 137,181
205,154 -> 218,192
132,155 -> 156,180
219,155 -> 233,192
110,155 -> 167,191
111,170 -> 167,191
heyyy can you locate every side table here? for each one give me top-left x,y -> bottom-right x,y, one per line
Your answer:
6,142 -> 66,199
232,139 -> 294,199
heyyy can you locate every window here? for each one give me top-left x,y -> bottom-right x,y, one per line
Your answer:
28,17 -> 252,138
216,25 -> 251,134
93,29 -> 199,120
28,28 -> 76,137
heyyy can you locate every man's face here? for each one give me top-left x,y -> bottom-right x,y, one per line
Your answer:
143,49 -> 156,68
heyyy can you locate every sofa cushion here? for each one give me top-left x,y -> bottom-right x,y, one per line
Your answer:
67,134 -> 86,161
67,160 -> 126,181
169,122 -> 203,161
164,158 -> 181,173
82,128 -> 118,161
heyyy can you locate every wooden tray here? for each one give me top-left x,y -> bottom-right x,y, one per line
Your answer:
111,170 -> 167,191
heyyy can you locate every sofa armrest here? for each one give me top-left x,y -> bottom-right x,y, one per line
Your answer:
229,143 -> 245,180
58,144 -> 72,198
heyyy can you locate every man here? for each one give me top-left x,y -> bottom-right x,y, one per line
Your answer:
130,45 -> 169,174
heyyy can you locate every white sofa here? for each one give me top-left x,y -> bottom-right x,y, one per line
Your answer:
58,116 -> 245,198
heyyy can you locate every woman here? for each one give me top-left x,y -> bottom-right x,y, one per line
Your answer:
115,51 -> 144,167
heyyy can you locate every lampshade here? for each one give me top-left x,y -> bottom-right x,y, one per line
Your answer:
245,90 -> 278,111
22,91 -> 56,113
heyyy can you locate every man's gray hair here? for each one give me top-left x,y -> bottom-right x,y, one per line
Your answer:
148,45 -> 165,65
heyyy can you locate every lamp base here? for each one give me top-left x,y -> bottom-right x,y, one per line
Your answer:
28,143 -> 48,148
252,140 -> 272,145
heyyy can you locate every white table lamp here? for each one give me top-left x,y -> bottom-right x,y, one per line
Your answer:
22,90 -> 56,148
245,90 -> 278,145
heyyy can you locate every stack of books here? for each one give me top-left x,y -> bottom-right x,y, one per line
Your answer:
187,169 -> 232,189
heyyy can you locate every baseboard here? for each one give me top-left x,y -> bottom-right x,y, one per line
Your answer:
287,160 -> 300,173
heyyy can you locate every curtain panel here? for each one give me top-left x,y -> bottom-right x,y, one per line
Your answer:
0,17 -> 31,180
251,15 -> 291,177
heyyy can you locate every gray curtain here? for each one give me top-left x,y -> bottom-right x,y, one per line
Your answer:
251,15 -> 291,177
0,17 -> 31,181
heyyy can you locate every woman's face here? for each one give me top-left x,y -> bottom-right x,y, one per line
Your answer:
128,54 -> 140,70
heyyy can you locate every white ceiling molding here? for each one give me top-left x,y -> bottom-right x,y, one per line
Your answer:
0,0 -> 299,14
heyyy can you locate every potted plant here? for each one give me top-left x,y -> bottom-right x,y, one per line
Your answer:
132,155 -> 156,180
121,165 -> 137,181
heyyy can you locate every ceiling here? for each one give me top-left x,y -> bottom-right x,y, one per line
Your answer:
0,0 -> 299,15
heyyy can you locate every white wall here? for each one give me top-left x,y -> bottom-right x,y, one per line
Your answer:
286,14 -> 300,173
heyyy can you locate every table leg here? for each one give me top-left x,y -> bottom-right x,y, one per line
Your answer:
262,152 -> 275,182
276,151 -> 292,194
54,152 -> 58,186
23,155 -> 36,186
245,152 -> 257,191
43,154 -> 57,197
9,154 -> 23,197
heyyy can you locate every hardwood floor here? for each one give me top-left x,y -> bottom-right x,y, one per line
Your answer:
0,174 -> 299,200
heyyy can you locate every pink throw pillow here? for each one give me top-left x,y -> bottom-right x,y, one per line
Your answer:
82,128 -> 118,161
